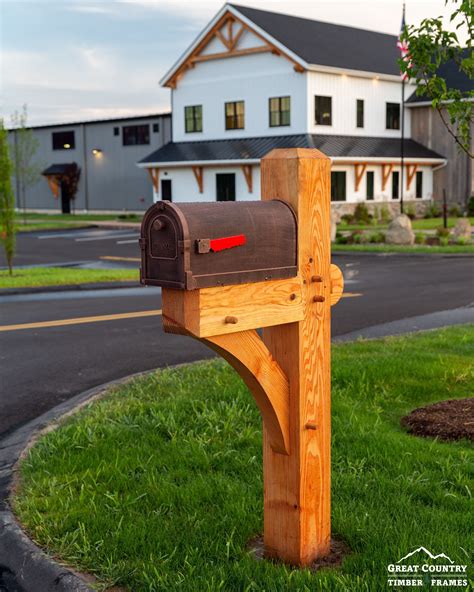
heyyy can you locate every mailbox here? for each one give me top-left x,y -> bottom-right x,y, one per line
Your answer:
140,200 -> 297,290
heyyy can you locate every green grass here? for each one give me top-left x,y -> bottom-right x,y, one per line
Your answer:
16,212 -> 138,221
339,217 -> 474,232
332,244 -> 474,254
13,327 -> 474,591
16,222 -> 94,232
15,212 -> 142,232
0,266 -> 138,288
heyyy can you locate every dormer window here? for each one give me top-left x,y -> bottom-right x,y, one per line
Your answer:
269,96 -> 291,127
185,105 -> 203,133
315,96 -> 332,126
225,101 -> 245,130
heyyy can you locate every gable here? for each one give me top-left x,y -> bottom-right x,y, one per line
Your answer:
162,7 -> 305,89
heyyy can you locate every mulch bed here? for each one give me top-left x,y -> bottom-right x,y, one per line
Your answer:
401,398 -> 474,441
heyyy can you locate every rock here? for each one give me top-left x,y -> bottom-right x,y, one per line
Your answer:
453,218 -> 472,241
330,210 -> 338,242
385,214 -> 415,245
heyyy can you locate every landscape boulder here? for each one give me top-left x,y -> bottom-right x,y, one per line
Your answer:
453,218 -> 472,242
330,210 -> 338,242
385,214 -> 415,245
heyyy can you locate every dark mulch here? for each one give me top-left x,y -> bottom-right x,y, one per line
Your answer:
401,398 -> 474,441
248,535 -> 350,570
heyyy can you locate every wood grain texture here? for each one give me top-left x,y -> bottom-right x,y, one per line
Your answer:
330,263 -> 344,306
162,278 -> 304,338
204,330 -> 290,454
261,148 -> 332,565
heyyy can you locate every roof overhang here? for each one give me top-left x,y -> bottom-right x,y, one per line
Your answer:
138,158 -> 261,169
306,63 -> 410,83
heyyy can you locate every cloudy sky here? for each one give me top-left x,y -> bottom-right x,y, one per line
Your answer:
0,0 -> 464,126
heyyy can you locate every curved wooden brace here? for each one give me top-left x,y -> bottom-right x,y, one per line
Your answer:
203,330 -> 290,455
330,263 -> 344,306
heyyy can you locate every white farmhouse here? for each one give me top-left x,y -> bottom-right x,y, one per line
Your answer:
139,3 -> 447,212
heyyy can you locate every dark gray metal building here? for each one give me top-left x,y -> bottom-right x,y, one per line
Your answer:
9,113 -> 171,212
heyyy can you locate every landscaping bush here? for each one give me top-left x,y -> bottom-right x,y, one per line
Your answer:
424,201 -> 441,218
448,204 -> 462,217
368,231 -> 385,243
439,236 -> 449,247
340,213 -> 353,224
468,196 -> 474,216
352,203 -> 372,224
456,236 -> 470,246
378,204 -> 391,224
405,204 -> 416,220
436,226 -> 450,239
335,234 -> 349,244
414,232 -> 426,245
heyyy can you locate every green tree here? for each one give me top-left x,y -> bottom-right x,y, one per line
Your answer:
11,105 -> 42,223
0,119 -> 16,275
400,0 -> 473,157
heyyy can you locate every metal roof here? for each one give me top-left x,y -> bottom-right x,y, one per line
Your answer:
231,4 -> 400,76
139,134 -> 444,165
407,50 -> 473,104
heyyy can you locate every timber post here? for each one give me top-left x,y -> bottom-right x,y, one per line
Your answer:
139,148 -> 343,566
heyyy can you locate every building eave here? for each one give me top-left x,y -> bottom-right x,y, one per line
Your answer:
306,63 -> 411,83
138,158 -> 261,169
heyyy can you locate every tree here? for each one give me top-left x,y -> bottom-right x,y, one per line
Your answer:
400,0 -> 473,158
10,105 -> 42,223
0,120 -> 16,275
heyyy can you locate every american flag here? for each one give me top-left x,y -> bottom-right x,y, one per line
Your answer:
397,8 -> 411,80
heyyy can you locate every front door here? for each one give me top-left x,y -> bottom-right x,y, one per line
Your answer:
216,173 -> 236,201
161,179 -> 172,201
60,179 -> 71,214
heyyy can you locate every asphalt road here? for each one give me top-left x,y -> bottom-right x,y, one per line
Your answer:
1,229 -> 473,440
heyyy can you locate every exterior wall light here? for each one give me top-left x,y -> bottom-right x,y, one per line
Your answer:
92,148 -> 102,156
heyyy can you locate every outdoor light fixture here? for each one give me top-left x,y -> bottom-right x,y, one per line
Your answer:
92,148 -> 103,156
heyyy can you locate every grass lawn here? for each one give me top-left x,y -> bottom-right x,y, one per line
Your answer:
339,216 -> 474,232
13,326 -> 474,591
15,212 -> 142,232
16,222 -> 94,232
0,267 -> 138,289
332,244 -> 474,254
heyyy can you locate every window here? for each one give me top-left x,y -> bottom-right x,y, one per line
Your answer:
161,179 -> 172,201
225,101 -> 245,130
122,124 -> 150,146
392,171 -> 399,199
331,171 -> 346,201
216,174 -> 236,201
113,127 -> 119,136
184,106 -> 202,133
366,171 -> 374,200
269,96 -> 291,127
416,171 -> 423,198
356,99 -> 364,128
52,130 -> 75,150
153,122 -> 160,133
386,103 -> 400,130
315,96 -> 332,126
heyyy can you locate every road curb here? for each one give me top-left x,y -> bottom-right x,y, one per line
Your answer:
0,370 -> 156,592
331,250 -> 474,258
0,281 -> 141,297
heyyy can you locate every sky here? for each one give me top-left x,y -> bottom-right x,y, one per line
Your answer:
0,0 -> 466,126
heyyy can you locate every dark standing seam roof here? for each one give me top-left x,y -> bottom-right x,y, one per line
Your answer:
407,50 -> 473,103
229,4 -> 400,76
140,134 -> 444,164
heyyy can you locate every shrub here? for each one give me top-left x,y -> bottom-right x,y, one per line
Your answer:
335,234 -> 349,245
414,232 -> 426,245
448,204 -> 461,217
405,204 -> 416,220
352,203 -> 372,224
456,236 -> 471,246
350,230 -> 363,244
467,196 -> 474,216
379,204 -> 392,224
340,213 -> 353,225
369,231 -> 385,243
436,226 -> 450,239
439,237 -> 449,247
424,201 -> 441,218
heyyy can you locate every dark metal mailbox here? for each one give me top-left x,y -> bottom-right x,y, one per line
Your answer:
139,200 -> 297,290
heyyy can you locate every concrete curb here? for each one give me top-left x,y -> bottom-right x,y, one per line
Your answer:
1,312 -> 473,591
0,370 -> 155,592
0,281 -> 140,297
331,250 -> 474,258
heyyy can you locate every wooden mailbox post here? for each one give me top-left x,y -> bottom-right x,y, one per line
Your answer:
140,148 -> 344,566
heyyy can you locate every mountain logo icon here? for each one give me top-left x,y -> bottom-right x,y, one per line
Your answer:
397,547 -> 454,564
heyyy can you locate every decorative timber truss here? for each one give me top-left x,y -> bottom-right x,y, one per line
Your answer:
165,10 -> 305,89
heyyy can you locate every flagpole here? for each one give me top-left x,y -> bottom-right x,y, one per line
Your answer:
400,2 -> 406,215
